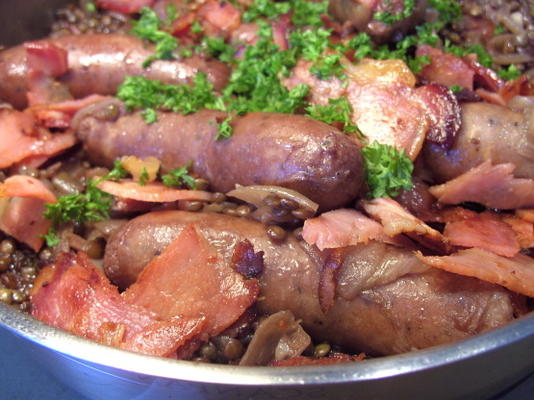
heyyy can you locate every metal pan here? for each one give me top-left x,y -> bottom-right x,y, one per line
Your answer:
0,1 -> 533,399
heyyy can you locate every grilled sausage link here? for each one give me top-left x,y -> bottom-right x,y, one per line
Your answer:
0,33 -> 230,109
104,210 -> 518,356
74,105 -> 365,210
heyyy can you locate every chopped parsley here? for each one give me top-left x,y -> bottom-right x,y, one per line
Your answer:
374,0 -> 416,26
138,168 -> 149,186
306,97 -> 359,134
161,164 -> 197,189
117,73 -> 218,123
428,0 -> 462,24
191,20 -> 203,34
198,36 -> 237,64
290,0 -> 328,28
498,64 -> 521,81
216,116 -> 234,140
450,85 -> 462,93
132,7 -> 178,67
43,161 -> 128,246
444,41 -> 493,68
243,0 -> 291,22
85,1 -> 97,13
362,142 -> 414,199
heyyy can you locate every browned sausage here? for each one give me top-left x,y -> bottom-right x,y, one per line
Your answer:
104,210 -> 518,356
0,33 -> 230,109
424,102 -> 534,182
74,105 -> 364,210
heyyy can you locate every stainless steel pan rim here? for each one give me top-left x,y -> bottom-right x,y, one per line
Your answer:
1,301 -> 533,386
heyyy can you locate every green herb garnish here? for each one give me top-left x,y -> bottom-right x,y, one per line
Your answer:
306,97 -> 359,134
216,115 -> 234,140
161,164 -> 197,189
117,73 -> 218,122
362,142 -> 414,199
138,168 -> 149,186
498,64 -> 521,81
374,0 -> 416,26
43,161 -> 128,246
132,7 -> 178,67
243,0 -> 291,22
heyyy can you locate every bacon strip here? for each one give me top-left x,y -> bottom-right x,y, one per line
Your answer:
96,180 -> 213,203
123,224 -> 260,337
96,0 -> 154,14
0,109 -> 76,169
443,213 -> 520,257
0,175 -> 56,204
302,208 -> 399,251
429,161 -> 534,210
31,252 -> 206,357
362,198 -> 448,253
0,175 -> 57,251
347,83 -> 428,160
25,41 -> 69,106
416,45 -> 475,90
416,248 -> 534,298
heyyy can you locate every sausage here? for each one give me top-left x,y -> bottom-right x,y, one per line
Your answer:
103,210 -> 518,356
424,102 -> 534,182
0,33 -> 230,109
74,106 -> 364,210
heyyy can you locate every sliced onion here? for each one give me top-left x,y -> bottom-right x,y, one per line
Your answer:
227,185 -> 319,215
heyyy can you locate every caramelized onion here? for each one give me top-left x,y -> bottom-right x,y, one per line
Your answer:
227,185 -> 319,216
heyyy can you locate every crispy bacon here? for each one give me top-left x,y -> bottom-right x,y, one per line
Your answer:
31,94 -> 107,129
31,252 -> 206,357
0,109 -> 76,169
231,240 -> 264,279
0,175 -> 57,251
444,213 -> 520,257
347,83 -> 428,160
123,224 -> 260,337
416,45 -> 475,90
416,248 -> 534,298
502,215 -> 534,249
362,198 -> 448,253
96,0 -> 154,14
0,175 -> 56,204
302,208 -> 397,250
0,197 -> 50,251
96,180 -> 214,203
25,41 -> 70,106
429,161 -> 534,210
198,1 -> 241,36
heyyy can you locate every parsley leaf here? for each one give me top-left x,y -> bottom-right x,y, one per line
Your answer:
498,64 -> 521,81
198,36 -> 237,64
138,168 -> 149,186
43,161 -> 128,246
444,41 -> 493,68
291,0 -> 328,28
306,97 -> 359,134
374,0 -> 416,26
161,164 -> 197,189
362,142 -> 414,199
117,73 -> 218,119
132,7 -> 178,67
427,0 -> 462,24
216,115 -> 234,140
243,0 -> 291,22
